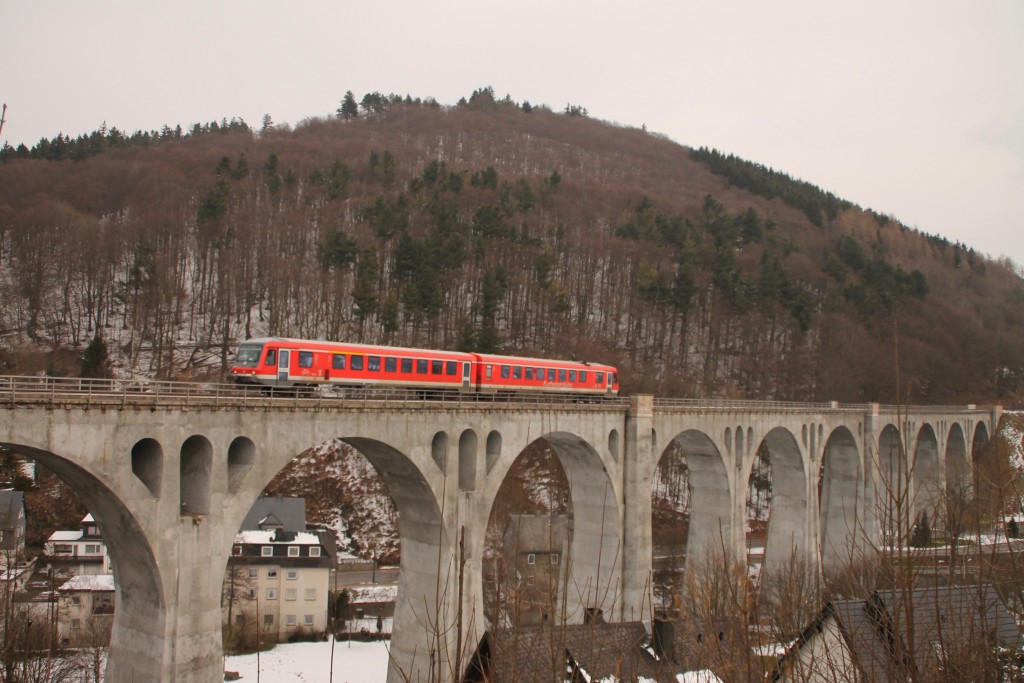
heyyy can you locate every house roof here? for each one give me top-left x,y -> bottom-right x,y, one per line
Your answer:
239,496 -> 306,533
774,584 -> 1023,683
48,530 -> 84,542
470,621 -> 679,683
0,490 -> 25,524
235,530 -> 322,546
59,574 -> 116,592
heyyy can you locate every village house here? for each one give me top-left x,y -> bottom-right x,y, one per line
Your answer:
498,514 -> 569,627
43,513 -> 112,578
56,573 -> 115,647
1,490 -> 27,593
773,584 -> 1023,682
222,497 -> 333,647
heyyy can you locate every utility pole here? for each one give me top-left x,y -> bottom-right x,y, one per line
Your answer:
0,104 -> 7,141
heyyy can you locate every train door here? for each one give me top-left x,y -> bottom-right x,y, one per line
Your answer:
277,349 -> 294,383
462,362 -> 472,390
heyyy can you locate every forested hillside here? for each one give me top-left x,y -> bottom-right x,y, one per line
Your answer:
2,88 -> 1022,405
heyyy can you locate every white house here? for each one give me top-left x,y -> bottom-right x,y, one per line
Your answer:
56,573 -> 115,647
44,514 -> 112,578
223,528 -> 333,646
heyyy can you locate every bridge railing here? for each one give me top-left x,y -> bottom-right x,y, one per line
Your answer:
0,375 -> 630,411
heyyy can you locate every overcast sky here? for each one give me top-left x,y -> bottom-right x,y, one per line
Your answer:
4,1 -> 1022,267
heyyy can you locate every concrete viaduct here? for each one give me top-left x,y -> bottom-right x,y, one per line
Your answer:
0,378 -> 999,682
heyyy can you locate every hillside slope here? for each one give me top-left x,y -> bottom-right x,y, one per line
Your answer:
1,92 -> 1022,405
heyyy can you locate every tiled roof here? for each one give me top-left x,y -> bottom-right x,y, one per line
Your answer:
475,621 -> 679,683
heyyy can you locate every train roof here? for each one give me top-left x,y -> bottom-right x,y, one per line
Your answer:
237,338 -> 475,359
236,338 -> 616,371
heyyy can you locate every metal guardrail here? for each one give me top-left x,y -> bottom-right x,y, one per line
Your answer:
0,375 -> 629,412
0,375 -> 993,414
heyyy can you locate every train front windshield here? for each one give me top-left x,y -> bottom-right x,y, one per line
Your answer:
234,344 -> 264,367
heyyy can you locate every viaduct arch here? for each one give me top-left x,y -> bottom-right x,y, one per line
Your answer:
0,385 -> 1001,683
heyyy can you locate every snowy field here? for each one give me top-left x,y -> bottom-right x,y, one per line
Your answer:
223,639 -> 390,682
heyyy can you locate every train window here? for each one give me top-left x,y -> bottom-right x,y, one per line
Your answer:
298,351 -> 314,368
536,367 -> 544,379
612,373 -> 618,385
485,365 -> 492,379
351,355 -> 364,371
368,356 -> 381,372
332,354 -> 346,370
513,366 -> 522,379
569,370 -> 576,382
385,357 -> 397,373
401,358 -> 413,373
525,368 -> 534,380
558,369 -> 566,382
417,359 -> 428,374
547,369 -> 556,381
265,349 -> 277,366
236,345 -> 263,366
501,366 -> 511,379
580,370 -> 587,383
431,360 -> 443,375
596,372 -> 604,385
445,361 -> 457,376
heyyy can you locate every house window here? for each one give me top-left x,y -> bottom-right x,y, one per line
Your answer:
247,588 -> 257,599
261,546 -> 273,557
85,544 -> 101,554
304,615 -> 314,626
288,546 -> 299,557
527,553 -> 536,565
309,547 -> 321,557
248,568 -> 258,579
71,618 -> 81,629
286,569 -> 298,580
267,569 -> 278,579
266,588 -> 277,600
264,614 -> 274,626
285,588 -> 297,601
72,596 -> 81,605
305,588 -> 316,601
53,544 -> 73,555
286,614 -> 297,626
552,553 -> 560,565
232,545 -> 241,556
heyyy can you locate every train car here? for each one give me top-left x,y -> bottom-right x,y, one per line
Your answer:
229,337 -> 476,391
229,337 -> 620,397
474,353 -> 619,396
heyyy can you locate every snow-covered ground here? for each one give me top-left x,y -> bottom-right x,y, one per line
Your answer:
223,639 -> 390,683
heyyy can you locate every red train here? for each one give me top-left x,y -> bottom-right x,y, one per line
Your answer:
228,338 -> 620,397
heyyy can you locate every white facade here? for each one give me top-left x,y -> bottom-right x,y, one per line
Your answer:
56,574 -> 116,647
223,530 -> 332,645
44,514 -> 112,577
